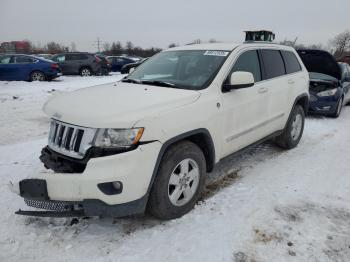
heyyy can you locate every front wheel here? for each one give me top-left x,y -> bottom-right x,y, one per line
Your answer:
30,71 -> 46,81
275,105 -> 305,149
147,141 -> 206,220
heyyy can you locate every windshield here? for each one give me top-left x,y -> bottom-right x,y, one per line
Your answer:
125,50 -> 230,90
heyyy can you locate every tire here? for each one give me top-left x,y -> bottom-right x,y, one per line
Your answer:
331,97 -> 343,118
30,71 -> 46,81
275,105 -> 305,149
80,67 -> 92,77
147,141 -> 206,220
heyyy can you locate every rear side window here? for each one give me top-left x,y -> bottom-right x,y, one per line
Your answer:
281,51 -> 302,74
260,50 -> 285,79
78,54 -> 88,60
230,50 -> 261,82
66,54 -> 88,60
15,56 -> 34,63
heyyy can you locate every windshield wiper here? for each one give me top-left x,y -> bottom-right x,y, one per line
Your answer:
140,80 -> 176,88
121,78 -> 142,84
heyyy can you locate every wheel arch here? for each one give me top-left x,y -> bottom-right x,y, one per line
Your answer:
295,93 -> 309,116
147,129 -> 215,193
283,93 -> 308,131
79,65 -> 92,74
29,70 -> 46,81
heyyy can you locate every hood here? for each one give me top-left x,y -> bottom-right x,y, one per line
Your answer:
297,49 -> 341,80
43,82 -> 200,128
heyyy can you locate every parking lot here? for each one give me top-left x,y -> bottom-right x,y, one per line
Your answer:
0,76 -> 350,262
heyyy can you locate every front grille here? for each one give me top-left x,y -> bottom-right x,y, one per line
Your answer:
48,119 -> 96,159
24,199 -> 82,212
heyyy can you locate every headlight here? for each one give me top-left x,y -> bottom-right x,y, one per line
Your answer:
317,88 -> 338,97
94,128 -> 144,148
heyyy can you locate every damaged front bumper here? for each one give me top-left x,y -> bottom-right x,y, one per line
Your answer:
11,141 -> 162,217
11,178 -> 149,218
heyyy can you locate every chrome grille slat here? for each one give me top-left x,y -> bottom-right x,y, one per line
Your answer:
69,128 -> 78,151
48,119 -> 97,159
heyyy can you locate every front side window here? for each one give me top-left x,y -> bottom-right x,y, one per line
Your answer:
127,50 -> 229,90
260,50 -> 286,79
0,55 -> 12,64
229,50 -> 261,82
281,51 -> 302,74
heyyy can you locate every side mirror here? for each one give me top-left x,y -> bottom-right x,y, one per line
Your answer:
223,71 -> 255,92
344,75 -> 350,82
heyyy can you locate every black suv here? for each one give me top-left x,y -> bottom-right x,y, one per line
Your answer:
51,53 -> 102,76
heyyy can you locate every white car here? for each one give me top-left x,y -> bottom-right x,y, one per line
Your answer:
12,42 -> 309,219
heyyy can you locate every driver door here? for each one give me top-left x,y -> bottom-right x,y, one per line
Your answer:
221,49 -> 270,157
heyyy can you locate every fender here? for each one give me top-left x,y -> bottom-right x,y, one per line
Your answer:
146,128 -> 216,194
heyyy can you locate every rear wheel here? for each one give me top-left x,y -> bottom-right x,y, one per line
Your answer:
275,105 -> 305,149
147,141 -> 206,220
80,67 -> 92,77
30,71 -> 45,81
332,97 -> 343,118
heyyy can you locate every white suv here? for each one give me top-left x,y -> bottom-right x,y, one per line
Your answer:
12,43 -> 309,219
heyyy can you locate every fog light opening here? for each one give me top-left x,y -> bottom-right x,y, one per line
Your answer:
98,181 -> 123,195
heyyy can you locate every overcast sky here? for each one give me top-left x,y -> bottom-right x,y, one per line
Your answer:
1,0 -> 349,52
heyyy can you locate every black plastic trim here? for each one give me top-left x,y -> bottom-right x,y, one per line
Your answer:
146,128 -> 216,194
286,93 -> 309,126
19,179 -> 49,200
16,195 -> 148,218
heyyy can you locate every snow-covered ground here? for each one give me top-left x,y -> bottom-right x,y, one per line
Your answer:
1,77 -> 350,262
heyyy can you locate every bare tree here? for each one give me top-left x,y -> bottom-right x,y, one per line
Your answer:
102,42 -> 111,53
70,42 -> 77,52
126,41 -> 134,55
330,30 -> 350,58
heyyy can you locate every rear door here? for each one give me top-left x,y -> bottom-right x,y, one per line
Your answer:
259,49 -> 289,133
221,49 -> 271,156
64,54 -> 80,74
13,55 -> 36,80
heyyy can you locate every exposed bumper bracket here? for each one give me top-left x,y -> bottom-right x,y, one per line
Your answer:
15,209 -> 85,217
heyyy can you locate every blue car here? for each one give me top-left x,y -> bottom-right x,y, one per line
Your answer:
0,54 -> 61,81
298,49 -> 350,118
106,56 -> 136,72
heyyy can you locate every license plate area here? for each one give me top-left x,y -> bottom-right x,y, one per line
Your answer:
19,179 -> 49,200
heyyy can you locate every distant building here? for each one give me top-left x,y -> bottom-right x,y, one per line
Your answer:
0,41 -> 30,54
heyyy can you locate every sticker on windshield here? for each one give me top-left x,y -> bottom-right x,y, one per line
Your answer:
203,50 -> 229,57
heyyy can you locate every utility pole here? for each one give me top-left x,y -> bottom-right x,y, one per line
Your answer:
94,37 -> 102,53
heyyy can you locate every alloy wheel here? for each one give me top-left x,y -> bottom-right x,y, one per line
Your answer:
291,113 -> 303,141
168,158 -> 200,207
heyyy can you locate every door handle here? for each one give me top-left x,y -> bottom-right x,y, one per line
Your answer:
258,87 -> 268,94
288,79 -> 295,84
